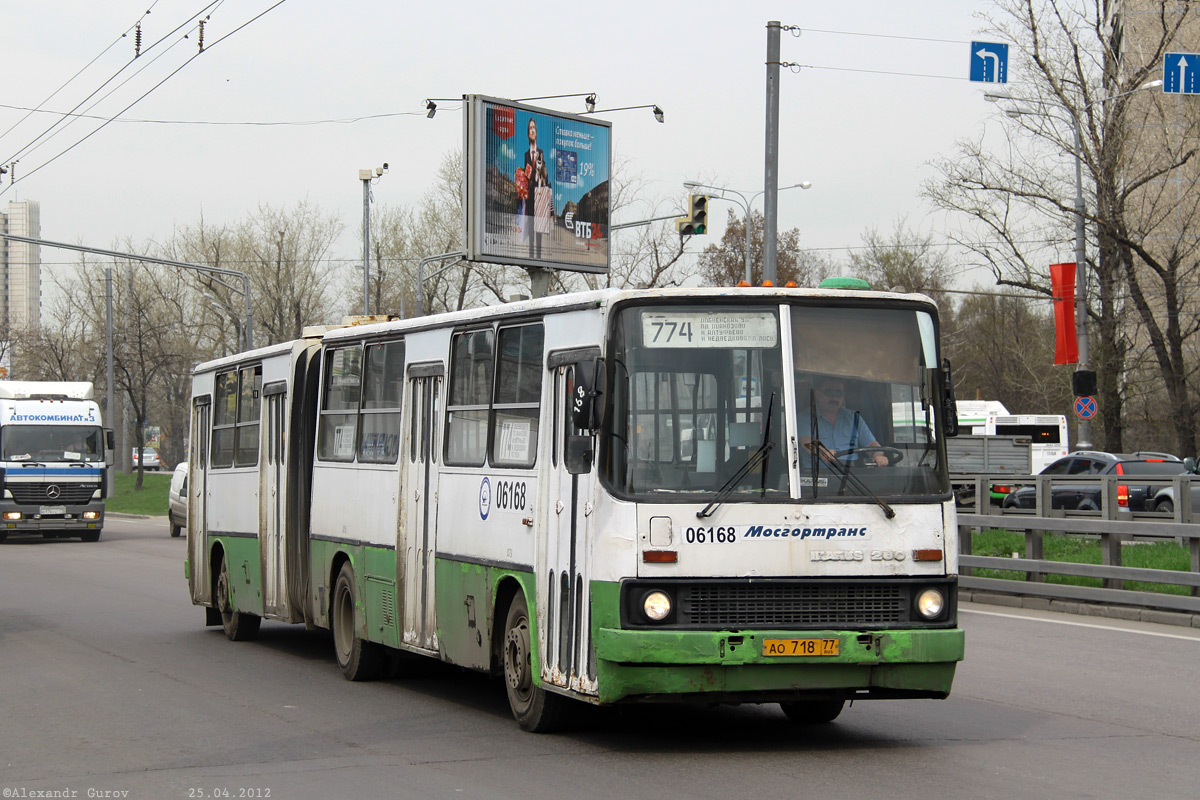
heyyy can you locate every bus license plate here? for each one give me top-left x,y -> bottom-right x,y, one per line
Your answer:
763,638 -> 840,657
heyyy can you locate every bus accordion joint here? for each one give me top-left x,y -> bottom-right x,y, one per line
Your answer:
912,549 -> 943,562
642,550 -> 678,563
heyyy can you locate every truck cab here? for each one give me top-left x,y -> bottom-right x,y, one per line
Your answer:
0,381 -> 110,542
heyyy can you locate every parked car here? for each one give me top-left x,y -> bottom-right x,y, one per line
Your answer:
1001,451 -> 1186,512
167,462 -> 187,537
132,446 -> 162,471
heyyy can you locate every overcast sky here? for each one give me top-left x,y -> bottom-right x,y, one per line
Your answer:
2,0 -> 1006,296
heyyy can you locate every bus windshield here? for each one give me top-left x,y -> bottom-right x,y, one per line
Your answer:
0,425 -> 105,463
604,301 -> 949,502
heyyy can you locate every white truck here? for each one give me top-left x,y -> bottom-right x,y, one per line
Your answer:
0,381 -> 112,542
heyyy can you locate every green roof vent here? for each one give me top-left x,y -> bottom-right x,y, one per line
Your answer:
818,277 -> 871,290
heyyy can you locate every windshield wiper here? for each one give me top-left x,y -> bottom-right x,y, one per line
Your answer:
697,393 -> 776,519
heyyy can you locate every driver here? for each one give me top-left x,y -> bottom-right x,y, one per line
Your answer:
798,375 -> 888,466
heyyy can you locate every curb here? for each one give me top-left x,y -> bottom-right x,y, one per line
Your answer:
961,589 -> 1200,629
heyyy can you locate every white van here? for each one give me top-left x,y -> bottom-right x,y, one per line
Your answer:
167,462 -> 187,537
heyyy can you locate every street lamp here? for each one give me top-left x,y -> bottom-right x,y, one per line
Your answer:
984,78 -> 1162,448
683,180 -> 812,284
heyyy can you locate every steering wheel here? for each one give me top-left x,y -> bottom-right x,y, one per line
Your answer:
832,446 -> 904,466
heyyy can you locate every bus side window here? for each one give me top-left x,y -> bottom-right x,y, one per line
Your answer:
318,346 -> 362,462
359,341 -> 405,464
211,370 -> 238,468
490,323 -> 544,469
445,330 -> 494,467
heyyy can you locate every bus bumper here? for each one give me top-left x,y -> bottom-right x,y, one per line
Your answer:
0,500 -> 104,533
592,626 -> 964,705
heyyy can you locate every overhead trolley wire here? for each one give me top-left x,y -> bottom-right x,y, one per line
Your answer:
1,0 -> 285,196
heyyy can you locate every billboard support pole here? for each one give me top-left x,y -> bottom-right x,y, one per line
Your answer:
526,267 -> 553,299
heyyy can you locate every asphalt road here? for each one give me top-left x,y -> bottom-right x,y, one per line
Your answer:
2,516 -> 1198,800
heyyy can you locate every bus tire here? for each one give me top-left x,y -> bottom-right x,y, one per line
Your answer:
80,530 -> 101,542
216,554 -> 261,642
332,562 -> 384,681
502,591 -> 567,733
780,698 -> 845,724
0,532 -> 6,543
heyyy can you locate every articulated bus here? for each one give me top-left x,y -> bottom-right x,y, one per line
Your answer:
185,286 -> 964,731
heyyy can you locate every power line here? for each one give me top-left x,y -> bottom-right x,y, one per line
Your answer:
793,27 -> 973,46
1,0 -> 287,196
0,2 -> 161,143
0,103 -> 426,127
0,2 -> 221,168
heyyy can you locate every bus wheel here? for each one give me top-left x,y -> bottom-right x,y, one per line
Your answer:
780,699 -> 845,724
216,555 -> 260,642
332,562 -> 384,681
80,531 -> 101,542
502,592 -> 567,732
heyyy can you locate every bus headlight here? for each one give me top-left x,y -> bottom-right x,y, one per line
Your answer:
3,511 -> 22,520
915,588 -> 945,619
642,590 -> 672,622
83,511 -> 100,520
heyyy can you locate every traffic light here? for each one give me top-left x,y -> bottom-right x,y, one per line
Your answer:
676,194 -> 709,236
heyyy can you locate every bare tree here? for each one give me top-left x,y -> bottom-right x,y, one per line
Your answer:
947,291 -> 1071,415
925,0 -> 1200,454
697,208 -> 833,288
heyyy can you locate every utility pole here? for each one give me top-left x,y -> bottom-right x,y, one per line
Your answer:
359,163 -> 388,316
360,170 -> 371,315
763,20 -> 782,284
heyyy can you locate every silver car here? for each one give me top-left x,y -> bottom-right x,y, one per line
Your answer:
168,462 -> 187,537
133,446 -> 162,471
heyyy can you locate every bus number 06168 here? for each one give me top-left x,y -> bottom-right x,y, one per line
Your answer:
684,526 -> 736,544
494,480 -> 528,511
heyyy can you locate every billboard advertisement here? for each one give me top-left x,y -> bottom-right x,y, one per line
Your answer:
465,95 -> 611,274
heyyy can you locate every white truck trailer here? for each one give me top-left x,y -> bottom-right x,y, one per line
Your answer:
0,381 -> 112,542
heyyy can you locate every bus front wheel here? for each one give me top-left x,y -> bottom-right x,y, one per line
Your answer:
216,555 -> 260,642
332,562 -> 384,681
780,698 -> 845,724
502,592 -> 567,732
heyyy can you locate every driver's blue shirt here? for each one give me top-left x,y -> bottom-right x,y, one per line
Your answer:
799,407 -> 877,456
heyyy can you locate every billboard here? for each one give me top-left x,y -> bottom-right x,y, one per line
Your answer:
464,95 -> 611,274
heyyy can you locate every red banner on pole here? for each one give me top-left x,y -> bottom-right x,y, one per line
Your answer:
1050,263 -> 1078,365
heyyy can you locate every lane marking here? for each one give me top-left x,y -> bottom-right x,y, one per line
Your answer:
962,607 -> 1200,642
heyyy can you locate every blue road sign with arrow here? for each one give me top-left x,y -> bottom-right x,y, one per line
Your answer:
970,41 -> 1008,84
1164,53 -> 1200,95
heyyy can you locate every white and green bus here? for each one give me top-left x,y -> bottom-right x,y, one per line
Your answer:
185,286 -> 964,731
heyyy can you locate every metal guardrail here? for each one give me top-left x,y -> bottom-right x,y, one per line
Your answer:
953,474 -> 1200,613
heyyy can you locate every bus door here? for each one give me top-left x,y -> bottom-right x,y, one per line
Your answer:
261,385 -> 288,619
401,366 -> 442,653
188,397 -> 211,605
539,360 -> 595,691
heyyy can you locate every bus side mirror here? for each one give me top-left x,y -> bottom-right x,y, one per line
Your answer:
571,358 -> 605,431
105,429 -> 116,451
941,358 -> 959,437
565,435 -> 594,475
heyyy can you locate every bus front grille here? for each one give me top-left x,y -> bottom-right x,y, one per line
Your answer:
681,583 -> 907,627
